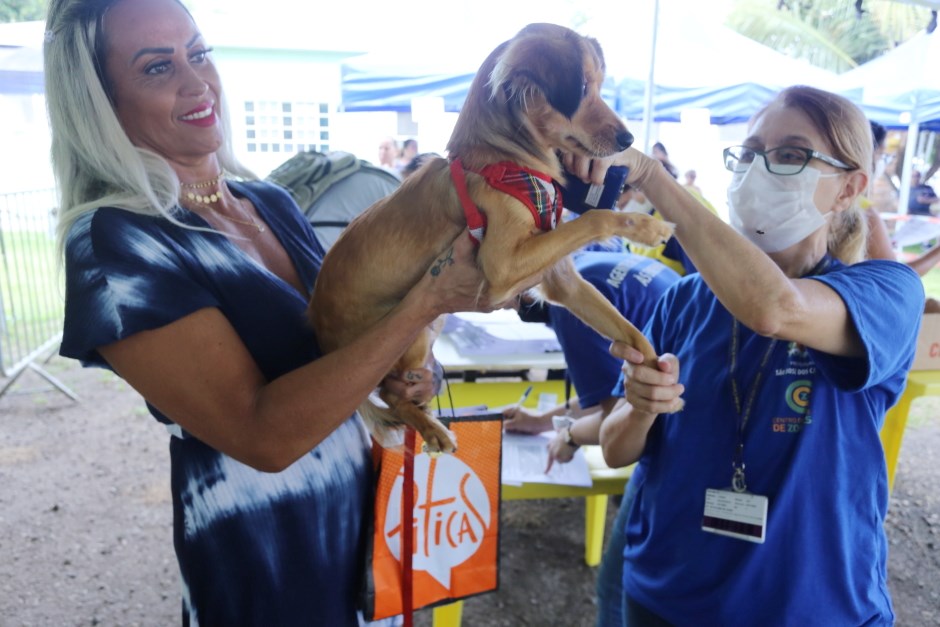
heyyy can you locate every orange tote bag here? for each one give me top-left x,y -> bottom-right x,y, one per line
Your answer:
362,414 -> 503,621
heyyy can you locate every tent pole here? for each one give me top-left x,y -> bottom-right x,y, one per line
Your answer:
898,112 -> 921,216
642,0 -> 659,154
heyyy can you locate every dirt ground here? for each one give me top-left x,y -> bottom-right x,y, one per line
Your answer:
1,356 -> 938,626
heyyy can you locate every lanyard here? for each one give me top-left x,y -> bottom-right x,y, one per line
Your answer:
728,323 -> 778,492
726,254 -> 831,493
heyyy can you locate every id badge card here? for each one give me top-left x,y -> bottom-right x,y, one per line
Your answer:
702,488 -> 768,544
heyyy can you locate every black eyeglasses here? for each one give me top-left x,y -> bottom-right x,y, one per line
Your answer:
723,145 -> 853,176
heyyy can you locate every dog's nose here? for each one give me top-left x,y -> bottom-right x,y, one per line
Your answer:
616,130 -> 634,151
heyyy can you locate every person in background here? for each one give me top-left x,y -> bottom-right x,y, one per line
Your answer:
502,251 -> 681,627
377,136 -> 400,177
395,138 -> 419,173
44,0 -> 503,623
908,169 -> 938,216
628,146 -> 717,276
401,151 -> 441,178
682,169 -> 701,195
569,85 -> 923,625
866,122 -> 940,311
650,141 -> 679,179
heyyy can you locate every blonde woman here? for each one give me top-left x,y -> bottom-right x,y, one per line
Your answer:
568,86 -> 923,626
45,0 -> 494,623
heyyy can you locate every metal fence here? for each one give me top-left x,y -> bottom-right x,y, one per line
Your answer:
0,187 -> 75,399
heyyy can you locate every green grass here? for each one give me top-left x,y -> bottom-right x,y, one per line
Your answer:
900,244 -> 940,297
923,264 -> 940,298
0,229 -> 64,374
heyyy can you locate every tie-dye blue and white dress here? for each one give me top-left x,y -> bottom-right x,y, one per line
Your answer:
60,180 -> 374,626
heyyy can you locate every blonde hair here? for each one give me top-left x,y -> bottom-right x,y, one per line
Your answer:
756,86 -> 872,265
44,0 -> 255,258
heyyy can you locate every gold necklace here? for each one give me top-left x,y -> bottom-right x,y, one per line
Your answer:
206,200 -> 267,233
181,174 -> 224,204
182,179 -> 267,233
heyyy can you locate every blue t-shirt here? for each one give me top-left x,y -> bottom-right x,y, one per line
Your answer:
60,181 -> 372,626
548,252 -> 681,408
908,183 -> 938,215
621,258 -> 923,626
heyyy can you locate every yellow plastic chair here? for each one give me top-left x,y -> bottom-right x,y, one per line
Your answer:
880,369 -> 940,491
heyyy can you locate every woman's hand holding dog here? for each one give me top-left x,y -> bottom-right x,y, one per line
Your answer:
409,229 -> 544,317
599,342 -> 685,468
561,147 -> 664,191
611,341 -> 685,415
382,355 -> 443,406
407,230 -> 491,317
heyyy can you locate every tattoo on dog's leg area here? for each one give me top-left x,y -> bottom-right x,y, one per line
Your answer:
430,247 -> 456,277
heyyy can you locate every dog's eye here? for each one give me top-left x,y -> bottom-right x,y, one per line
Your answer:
582,82 -> 588,97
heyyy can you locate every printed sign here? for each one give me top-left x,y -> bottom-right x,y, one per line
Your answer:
364,415 -> 502,620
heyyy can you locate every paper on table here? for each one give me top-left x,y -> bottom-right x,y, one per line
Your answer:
892,216 -> 940,247
443,310 -> 562,356
501,432 -> 593,488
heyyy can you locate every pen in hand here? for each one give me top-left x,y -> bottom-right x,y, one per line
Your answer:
515,385 -> 534,408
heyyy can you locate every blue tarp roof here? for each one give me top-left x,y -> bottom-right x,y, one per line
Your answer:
0,46 -> 43,95
339,18 -> 847,126
340,63 -> 475,113
836,30 -> 940,131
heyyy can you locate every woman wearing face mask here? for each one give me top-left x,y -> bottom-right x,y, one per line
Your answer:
565,86 -> 923,625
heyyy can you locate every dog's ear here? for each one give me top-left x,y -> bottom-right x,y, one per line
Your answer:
585,36 -> 606,75
489,24 -> 586,119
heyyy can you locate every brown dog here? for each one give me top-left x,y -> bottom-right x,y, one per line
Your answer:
310,23 -> 673,452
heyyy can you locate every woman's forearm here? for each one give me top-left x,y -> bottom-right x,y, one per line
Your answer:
254,286 -> 448,465
599,402 -> 657,468
628,163 -> 802,334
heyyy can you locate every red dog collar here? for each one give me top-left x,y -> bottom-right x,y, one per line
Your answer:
449,158 -> 563,246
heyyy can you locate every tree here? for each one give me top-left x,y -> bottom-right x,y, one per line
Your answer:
0,0 -> 47,23
727,0 -> 932,73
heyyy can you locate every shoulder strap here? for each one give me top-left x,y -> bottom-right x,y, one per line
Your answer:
450,158 -> 487,246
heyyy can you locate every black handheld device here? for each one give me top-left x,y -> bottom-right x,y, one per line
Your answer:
560,165 -> 629,215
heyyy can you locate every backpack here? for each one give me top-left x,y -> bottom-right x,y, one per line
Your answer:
266,150 -> 401,251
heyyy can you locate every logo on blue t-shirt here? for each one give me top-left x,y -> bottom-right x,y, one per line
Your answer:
786,341 -> 811,364
772,344 -> 817,434
785,379 -> 812,414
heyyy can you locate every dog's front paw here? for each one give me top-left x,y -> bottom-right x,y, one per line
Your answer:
618,211 -> 675,246
420,423 -> 457,454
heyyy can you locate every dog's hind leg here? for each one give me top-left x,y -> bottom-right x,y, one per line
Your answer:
378,388 -> 456,453
540,257 -> 658,366
377,321 -> 456,453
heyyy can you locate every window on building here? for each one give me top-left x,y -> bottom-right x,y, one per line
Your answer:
242,100 -> 331,155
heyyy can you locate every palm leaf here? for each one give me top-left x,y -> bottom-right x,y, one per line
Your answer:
727,0 -> 932,73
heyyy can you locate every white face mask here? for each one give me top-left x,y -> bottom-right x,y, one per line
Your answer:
727,163 -> 839,253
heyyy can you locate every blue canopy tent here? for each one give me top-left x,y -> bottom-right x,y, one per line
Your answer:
340,56 -> 476,113
615,81 -> 782,126
339,35 -> 504,114
836,27 -> 940,211
0,21 -> 46,95
836,29 -> 940,131
0,46 -> 44,95
585,11 -> 841,129
339,43 -> 620,113
339,10 -> 845,134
